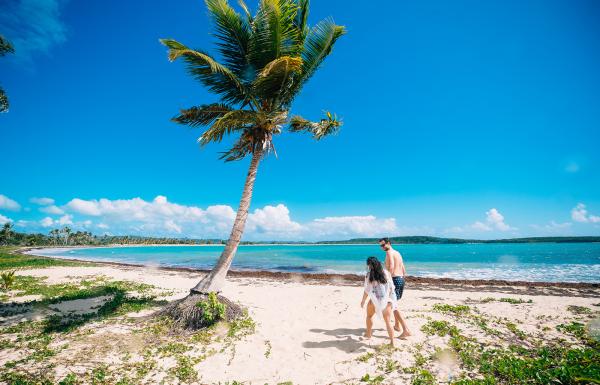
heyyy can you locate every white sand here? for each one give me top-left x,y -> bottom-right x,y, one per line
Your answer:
2,264 -> 598,384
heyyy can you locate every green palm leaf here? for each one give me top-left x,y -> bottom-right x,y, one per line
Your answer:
248,0 -> 301,71
199,110 -> 258,145
172,103 -> 233,127
253,56 -> 302,107
160,39 -> 251,105
289,111 -> 341,140
205,0 -> 252,79
0,87 -> 8,113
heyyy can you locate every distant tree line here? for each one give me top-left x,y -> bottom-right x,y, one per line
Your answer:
0,223 -> 597,247
0,223 -> 223,247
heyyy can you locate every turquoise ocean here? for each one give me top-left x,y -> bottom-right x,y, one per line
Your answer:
31,243 -> 600,283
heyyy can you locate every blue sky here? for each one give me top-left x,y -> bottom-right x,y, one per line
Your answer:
1,0 -> 599,240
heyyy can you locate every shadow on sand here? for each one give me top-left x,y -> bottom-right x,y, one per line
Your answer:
302,327 -> 386,353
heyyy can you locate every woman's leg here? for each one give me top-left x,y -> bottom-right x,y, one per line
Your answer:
365,301 -> 375,338
382,303 -> 395,346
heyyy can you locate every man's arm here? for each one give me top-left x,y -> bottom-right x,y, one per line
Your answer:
399,253 -> 406,276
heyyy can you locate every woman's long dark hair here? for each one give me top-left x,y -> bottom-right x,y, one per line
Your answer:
366,256 -> 387,284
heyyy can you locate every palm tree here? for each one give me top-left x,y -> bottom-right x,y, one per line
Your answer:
0,35 -> 15,113
160,0 -> 345,328
0,222 -> 14,245
61,226 -> 72,246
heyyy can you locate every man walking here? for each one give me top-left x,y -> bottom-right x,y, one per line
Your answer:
379,237 -> 411,338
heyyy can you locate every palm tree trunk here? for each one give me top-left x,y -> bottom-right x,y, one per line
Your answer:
191,147 -> 263,294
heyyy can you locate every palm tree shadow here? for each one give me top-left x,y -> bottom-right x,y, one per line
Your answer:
302,327 -> 384,353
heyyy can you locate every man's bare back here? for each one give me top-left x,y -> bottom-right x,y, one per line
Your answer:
385,248 -> 405,277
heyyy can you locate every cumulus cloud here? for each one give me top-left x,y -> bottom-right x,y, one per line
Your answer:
55,195 -> 405,240
444,208 -> 515,235
39,214 -> 73,227
0,0 -> 68,64
40,205 -> 64,215
247,204 -> 303,236
0,194 -> 21,211
530,221 -> 572,235
308,215 -> 399,239
30,197 -> 55,205
571,203 -> 600,223
0,214 -> 12,225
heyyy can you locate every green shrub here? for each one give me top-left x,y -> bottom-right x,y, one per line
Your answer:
196,292 -> 226,326
1,270 -> 15,291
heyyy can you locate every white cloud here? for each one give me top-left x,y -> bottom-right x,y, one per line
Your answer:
58,214 -> 73,225
308,215 -> 399,239
0,194 -> 21,211
40,217 -> 54,227
485,208 -> 512,231
444,208 -> 515,235
571,203 -> 600,223
30,197 -> 55,205
0,214 -> 12,225
0,0 -> 67,64
530,221 -> 572,235
66,198 -> 102,216
40,205 -> 64,215
247,204 -> 303,236
39,214 -> 73,228
58,195 -> 408,240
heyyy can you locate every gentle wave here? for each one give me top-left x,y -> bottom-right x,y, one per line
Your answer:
28,243 -> 600,283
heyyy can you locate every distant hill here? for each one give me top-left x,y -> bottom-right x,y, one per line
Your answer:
315,236 -> 600,244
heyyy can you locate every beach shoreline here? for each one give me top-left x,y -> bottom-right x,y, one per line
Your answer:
20,246 -> 600,292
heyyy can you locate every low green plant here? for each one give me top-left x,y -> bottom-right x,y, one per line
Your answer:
568,305 -> 592,315
499,297 -> 532,304
169,355 -> 198,383
360,373 -> 385,384
196,292 -> 226,326
411,369 -> 436,385
432,303 -> 470,315
421,320 -> 461,337
0,270 -> 15,290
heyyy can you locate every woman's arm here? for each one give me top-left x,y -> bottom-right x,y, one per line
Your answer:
361,291 -> 368,308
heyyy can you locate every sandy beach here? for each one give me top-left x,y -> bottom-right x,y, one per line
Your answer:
1,255 -> 598,384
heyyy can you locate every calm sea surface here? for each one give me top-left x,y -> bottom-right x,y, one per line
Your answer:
31,243 -> 600,283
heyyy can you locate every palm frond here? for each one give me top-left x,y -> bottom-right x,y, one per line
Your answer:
238,0 -> 253,24
219,133 -> 254,161
199,110 -> 258,145
289,111 -> 341,140
205,0 -> 252,79
253,56 -> 302,106
172,103 -> 233,127
294,0 -> 309,43
249,0 -> 301,71
0,87 -> 8,113
160,39 -> 250,105
0,35 -> 14,57
281,18 -> 345,105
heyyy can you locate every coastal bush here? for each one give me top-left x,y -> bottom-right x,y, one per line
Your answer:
421,320 -> 461,337
411,369 -> 436,385
196,292 -> 226,326
1,269 -> 15,290
432,303 -> 470,315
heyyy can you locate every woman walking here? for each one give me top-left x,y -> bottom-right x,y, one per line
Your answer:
360,256 -> 397,346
